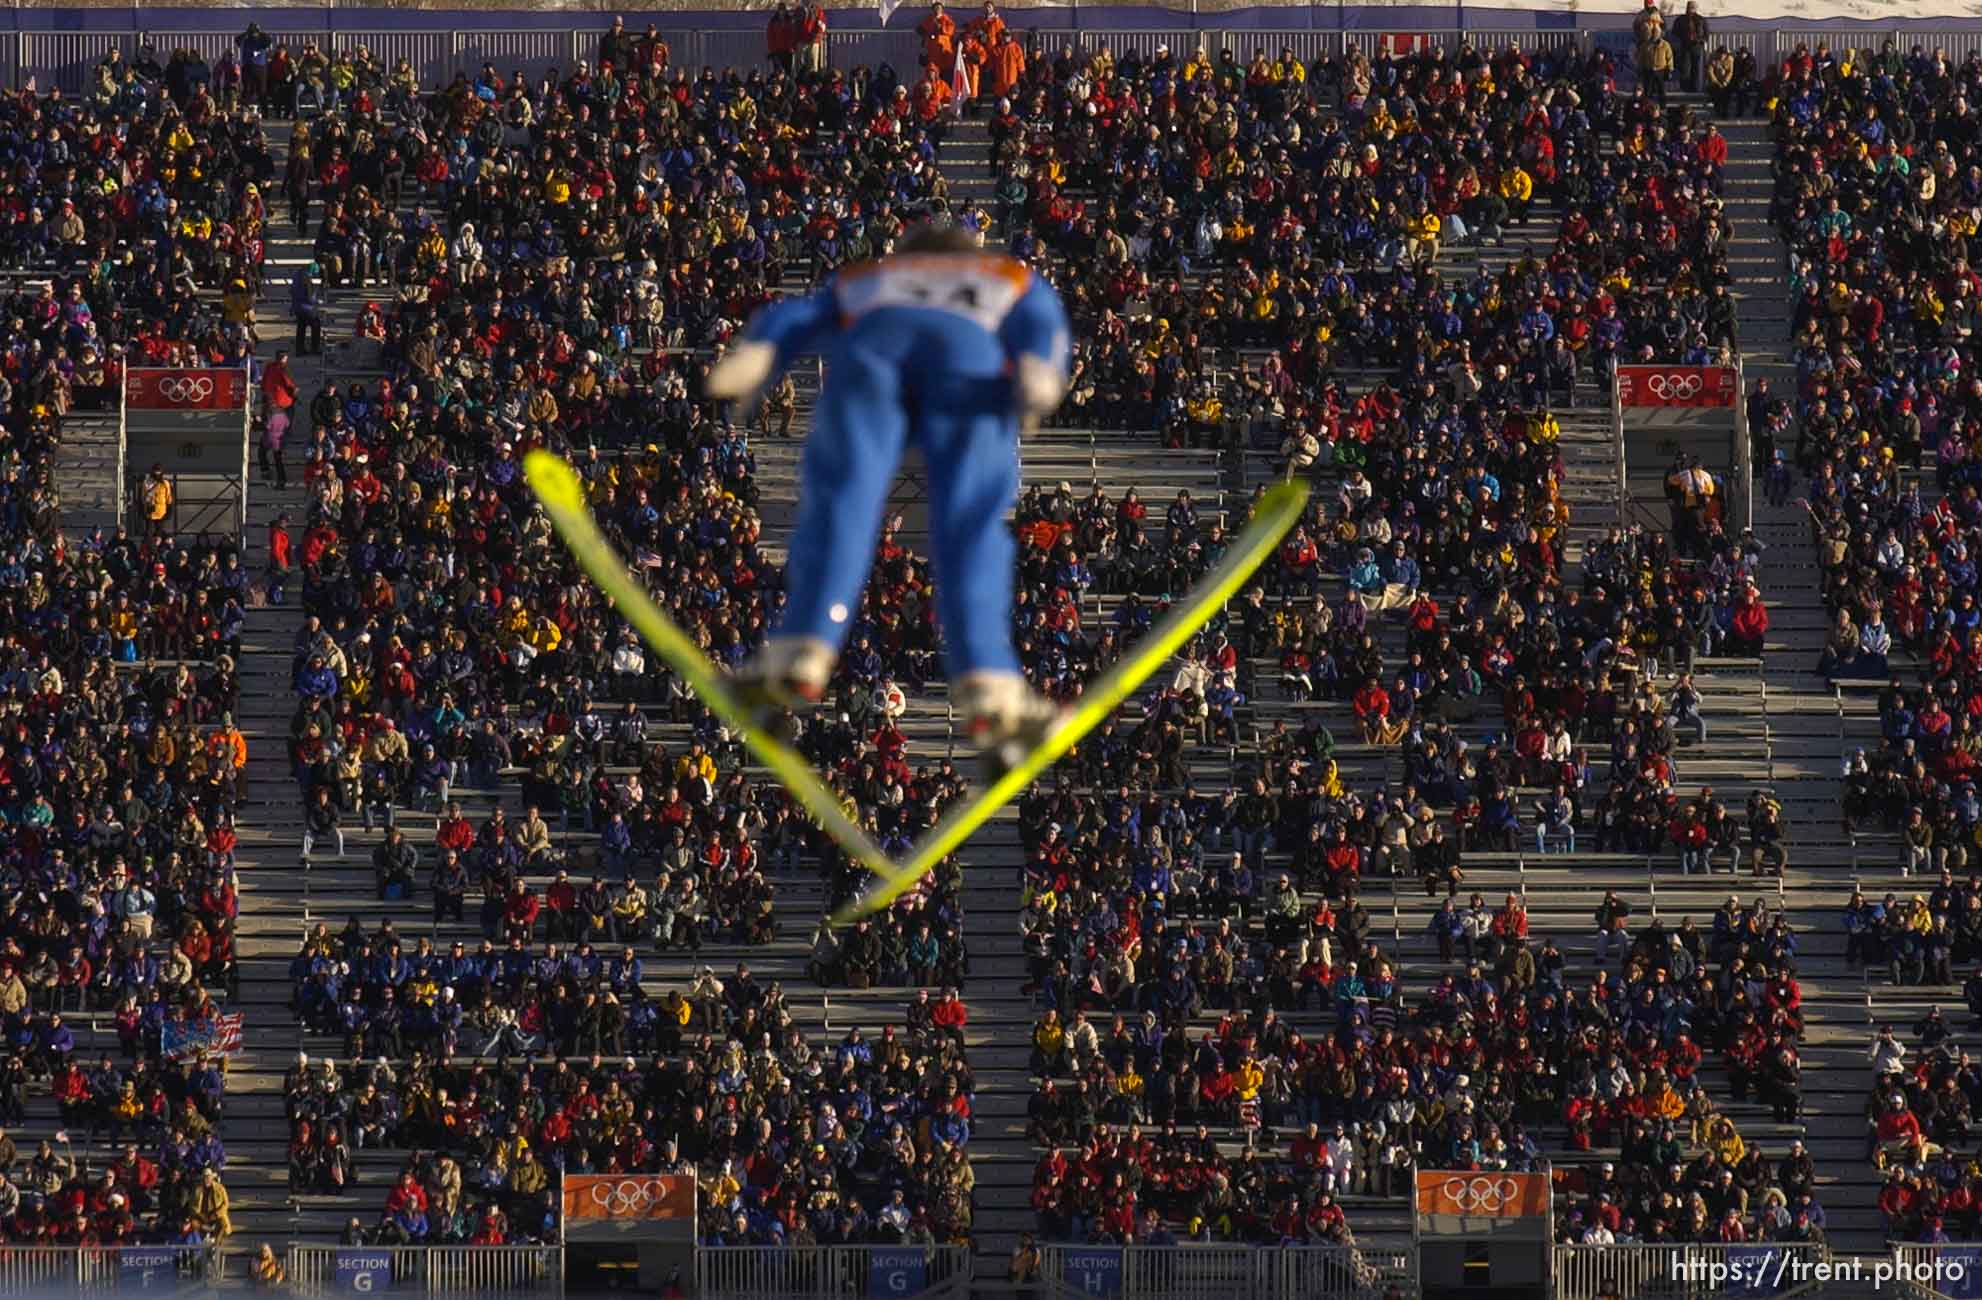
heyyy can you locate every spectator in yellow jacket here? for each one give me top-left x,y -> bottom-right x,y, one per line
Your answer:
1404,204 -> 1441,263
1030,1010 -> 1069,1074
1498,166 -> 1534,224
1235,1055 -> 1265,1102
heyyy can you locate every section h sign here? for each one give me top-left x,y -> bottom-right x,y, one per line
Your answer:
1617,365 -> 1736,409
126,368 -> 248,411
1061,1247 -> 1123,1296
1416,1170 -> 1551,1239
561,1174 -> 694,1240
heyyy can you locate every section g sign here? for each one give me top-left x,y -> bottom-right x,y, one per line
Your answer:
868,1248 -> 927,1297
334,1250 -> 395,1293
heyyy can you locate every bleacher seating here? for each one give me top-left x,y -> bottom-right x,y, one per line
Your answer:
4,13 -> 1937,1283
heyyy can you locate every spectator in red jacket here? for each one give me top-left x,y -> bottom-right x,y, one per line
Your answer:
502,882 -> 541,943
1351,677 -> 1391,743
1728,585 -> 1770,656
931,988 -> 969,1046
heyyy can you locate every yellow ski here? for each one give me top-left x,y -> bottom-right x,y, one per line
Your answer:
527,449 -> 1308,927
831,477 -> 1311,923
524,451 -> 897,881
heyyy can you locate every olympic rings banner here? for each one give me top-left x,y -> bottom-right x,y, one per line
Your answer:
561,1174 -> 695,1238
126,368 -> 248,412
1415,1170 -> 1551,1220
1616,365 -> 1737,410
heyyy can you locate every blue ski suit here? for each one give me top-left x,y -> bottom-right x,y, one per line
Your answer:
737,251 -> 1070,678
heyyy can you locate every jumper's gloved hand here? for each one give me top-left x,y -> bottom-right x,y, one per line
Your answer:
704,340 -> 778,417
1013,354 -> 1068,434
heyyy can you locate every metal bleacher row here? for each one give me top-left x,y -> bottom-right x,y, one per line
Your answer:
18,27 -> 1947,1300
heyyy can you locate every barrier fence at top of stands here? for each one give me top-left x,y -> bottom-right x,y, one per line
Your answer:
8,1243 -> 1979,1300
1034,1243 -> 1416,1300
1888,1244 -> 1982,1300
286,1244 -> 565,1298
8,23 -> 1982,96
695,1244 -> 972,1300
1554,1242 -> 1831,1300
0,1246 -> 222,1294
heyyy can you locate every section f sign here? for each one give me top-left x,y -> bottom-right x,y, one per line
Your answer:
126,368 -> 247,412
1617,365 -> 1737,410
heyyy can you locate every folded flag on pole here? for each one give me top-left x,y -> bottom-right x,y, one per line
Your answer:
950,42 -> 970,112
878,0 -> 905,26
163,1012 -> 244,1060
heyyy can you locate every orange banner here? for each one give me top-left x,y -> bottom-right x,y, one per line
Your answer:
562,1174 -> 695,1222
1415,1171 -> 1551,1219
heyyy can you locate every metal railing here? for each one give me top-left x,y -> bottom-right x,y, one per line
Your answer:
1036,1243 -> 1413,1300
286,1244 -> 564,1298
1554,1242 -> 1829,1300
0,1247 -> 222,1294
1888,1245 -> 1982,1300
1276,1246 -> 1418,1300
694,1245 -> 972,1299
12,21 -> 1982,98
113,362 -> 128,531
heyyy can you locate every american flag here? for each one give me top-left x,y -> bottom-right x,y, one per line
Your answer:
162,1012 -> 245,1060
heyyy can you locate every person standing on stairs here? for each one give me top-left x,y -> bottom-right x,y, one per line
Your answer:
1633,1 -> 1664,91
1747,378 -> 1780,464
1674,2 -> 1710,95
1634,0 -> 1673,108
1705,278 -> 1737,352
140,465 -> 173,541
984,26 -> 1025,102
918,3 -> 956,71
1706,45 -> 1737,117
260,349 -> 296,489
291,263 -> 323,356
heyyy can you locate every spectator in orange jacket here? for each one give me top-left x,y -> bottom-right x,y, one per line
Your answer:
956,30 -> 988,100
917,4 -> 957,69
911,65 -> 953,124
985,27 -> 1025,98
965,0 -> 1005,49
210,715 -> 248,773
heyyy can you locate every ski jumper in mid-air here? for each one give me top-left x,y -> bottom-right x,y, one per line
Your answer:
705,223 -> 1071,769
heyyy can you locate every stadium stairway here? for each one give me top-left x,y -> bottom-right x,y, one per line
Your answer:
21,125 -> 329,1256
51,407 -> 122,543
221,132 -> 345,1249
1704,102 -> 1889,1256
